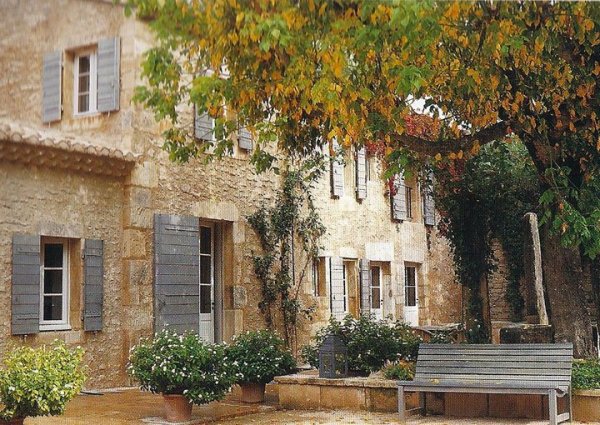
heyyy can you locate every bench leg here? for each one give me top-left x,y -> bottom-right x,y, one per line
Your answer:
398,386 -> 406,423
569,389 -> 573,423
419,391 -> 426,416
549,389 -> 558,425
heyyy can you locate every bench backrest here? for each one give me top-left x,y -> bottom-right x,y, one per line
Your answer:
415,343 -> 573,388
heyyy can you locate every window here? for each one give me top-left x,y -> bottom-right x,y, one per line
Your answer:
199,225 -> 213,315
405,186 -> 413,219
73,50 -> 97,115
40,239 -> 69,329
404,266 -> 417,307
370,266 -> 381,309
312,258 -> 319,296
342,264 -> 348,312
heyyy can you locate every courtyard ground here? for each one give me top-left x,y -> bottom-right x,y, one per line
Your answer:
25,388 -> 596,424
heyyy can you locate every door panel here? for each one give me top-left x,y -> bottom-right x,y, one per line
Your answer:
199,224 -> 214,342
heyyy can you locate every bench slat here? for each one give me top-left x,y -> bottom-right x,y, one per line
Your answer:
416,373 -> 570,383
418,348 -> 572,356
418,354 -> 571,363
417,360 -> 571,369
416,367 -> 571,376
420,343 -> 573,349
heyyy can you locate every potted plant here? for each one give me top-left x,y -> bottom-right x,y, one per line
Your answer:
0,341 -> 85,424
226,330 -> 296,403
128,329 -> 235,423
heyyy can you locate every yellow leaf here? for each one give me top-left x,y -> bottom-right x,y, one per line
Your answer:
445,2 -> 460,20
470,142 -> 481,155
435,153 -> 442,161
457,150 -> 464,159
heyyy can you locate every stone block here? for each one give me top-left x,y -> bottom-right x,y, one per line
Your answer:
366,387 -> 397,412
278,384 -> 321,410
445,393 -> 489,417
126,187 -> 152,228
489,394 -> 543,419
129,161 -> 158,188
573,390 -> 600,422
320,386 -> 366,410
232,285 -> 247,309
123,229 -> 146,258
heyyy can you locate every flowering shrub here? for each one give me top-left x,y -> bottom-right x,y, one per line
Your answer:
381,360 -> 416,381
301,315 -> 422,375
127,330 -> 235,405
226,330 -> 296,384
0,341 -> 85,420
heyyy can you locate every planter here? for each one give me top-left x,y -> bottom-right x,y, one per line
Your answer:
163,394 -> 193,423
240,382 -> 266,403
0,419 -> 24,425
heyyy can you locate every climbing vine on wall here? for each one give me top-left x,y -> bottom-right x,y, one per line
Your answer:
247,158 -> 326,352
435,141 -> 540,341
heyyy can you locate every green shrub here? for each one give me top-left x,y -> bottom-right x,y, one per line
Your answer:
381,360 -> 416,381
572,359 -> 600,390
300,315 -> 422,375
226,330 -> 296,384
127,330 -> 235,405
0,341 -> 85,420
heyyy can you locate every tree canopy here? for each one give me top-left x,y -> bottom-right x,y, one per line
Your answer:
128,0 -> 600,257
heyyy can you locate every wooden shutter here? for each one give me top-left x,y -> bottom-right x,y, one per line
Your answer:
355,147 -> 367,200
97,37 -> 120,113
423,170 -> 436,226
84,239 -> 103,331
194,107 -> 214,141
330,139 -> 344,198
42,51 -> 62,123
238,126 -> 253,150
154,214 -> 200,334
359,259 -> 371,317
391,174 -> 407,221
329,257 -> 346,320
12,234 -> 40,335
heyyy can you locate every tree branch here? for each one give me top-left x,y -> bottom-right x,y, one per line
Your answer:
394,120 -> 511,156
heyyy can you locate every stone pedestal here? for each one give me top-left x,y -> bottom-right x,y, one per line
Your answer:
499,324 -> 553,343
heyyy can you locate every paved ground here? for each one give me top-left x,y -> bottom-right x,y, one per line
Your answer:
25,388 -> 596,424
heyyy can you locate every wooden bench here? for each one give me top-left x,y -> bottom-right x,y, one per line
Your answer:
398,343 -> 573,425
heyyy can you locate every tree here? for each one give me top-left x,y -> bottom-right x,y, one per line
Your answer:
127,0 -> 600,356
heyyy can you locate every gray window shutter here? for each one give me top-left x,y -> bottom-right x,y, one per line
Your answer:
359,259 -> 371,317
423,170 -> 436,226
154,214 -> 199,334
355,147 -> 367,200
12,234 -> 40,335
329,257 -> 345,321
84,239 -> 104,331
42,51 -> 62,123
238,126 -> 253,150
391,174 -> 407,221
97,37 -> 120,113
194,107 -> 214,141
330,139 -> 344,198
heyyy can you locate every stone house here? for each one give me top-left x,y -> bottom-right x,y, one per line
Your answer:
0,0 -> 461,388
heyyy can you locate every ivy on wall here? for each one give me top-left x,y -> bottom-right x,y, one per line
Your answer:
247,159 -> 326,352
435,141 -> 540,341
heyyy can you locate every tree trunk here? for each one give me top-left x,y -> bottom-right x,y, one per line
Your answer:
540,225 -> 595,358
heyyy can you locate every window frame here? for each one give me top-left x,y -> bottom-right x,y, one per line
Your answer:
39,238 -> 70,331
370,265 -> 382,310
73,49 -> 98,116
404,266 -> 417,307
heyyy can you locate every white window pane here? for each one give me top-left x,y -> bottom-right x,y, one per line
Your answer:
79,55 -> 90,73
79,74 -> 89,93
78,94 -> 89,113
44,244 -> 63,267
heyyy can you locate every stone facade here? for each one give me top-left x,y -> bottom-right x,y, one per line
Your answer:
0,0 -> 461,388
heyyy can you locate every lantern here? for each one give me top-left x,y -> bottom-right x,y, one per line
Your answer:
318,334 -> 348,378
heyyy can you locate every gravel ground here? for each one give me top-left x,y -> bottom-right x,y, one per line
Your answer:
215,409 -> 595,424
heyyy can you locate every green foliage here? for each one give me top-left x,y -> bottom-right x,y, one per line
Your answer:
572,359 -> 600,390
435,141 -> 540,338
301,315 -> 422,376
0,342 -> 85,420
248,163 -> 326,350
127,330 -> 235,405
226,330 -> 296,384
381,360 -> 416,381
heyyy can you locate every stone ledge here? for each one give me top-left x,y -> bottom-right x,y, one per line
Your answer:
274,374 -> 396,389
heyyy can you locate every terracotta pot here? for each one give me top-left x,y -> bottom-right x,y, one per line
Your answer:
240,382 -> 266,403
0,418 -> 24,425
163,393 -> 193,423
